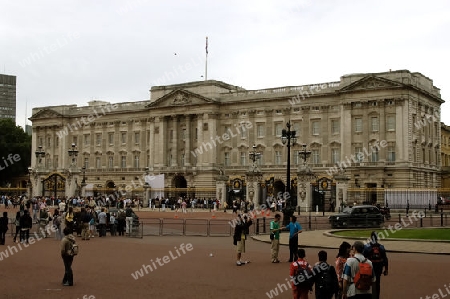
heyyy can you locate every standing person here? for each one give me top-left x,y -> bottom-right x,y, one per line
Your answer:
109,213 -> 117,236
98,208 -> 107,237
314,250 -> 339,299
285,215 -> 302,262
270,214 -> 282,263
363,232 -> 388,299
117,208 -> 126,236
39,207 -> 50,238
336,242 -> 352,299
89,209 -> 97,238
53,208 -> 63,241
233,214 -> 253,266
13,211 -> 22,243
0,212 -> 9,245
60,227 -> 76,286
65,207 -> 74,232
290,248 -> 313,299
20,210 -> 33,244
81,208 -> 91,240
125,205 -> 134,235
342,241 -> 375,299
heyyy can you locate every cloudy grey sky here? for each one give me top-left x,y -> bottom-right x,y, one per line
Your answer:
1,0 -> 449,128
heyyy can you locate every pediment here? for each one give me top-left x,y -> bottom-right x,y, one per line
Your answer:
29,108 -> 63,120
146,89 -> 217,108
340,76 -> 403,92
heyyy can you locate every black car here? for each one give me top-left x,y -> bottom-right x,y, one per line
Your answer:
329,205 -> 384,228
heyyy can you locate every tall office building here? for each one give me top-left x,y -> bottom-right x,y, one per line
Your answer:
0,74 -> 16,121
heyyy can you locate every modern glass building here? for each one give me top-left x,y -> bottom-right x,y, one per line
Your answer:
0,74 -> 16,121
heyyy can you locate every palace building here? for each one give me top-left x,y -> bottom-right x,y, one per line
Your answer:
28,69 -> 445,210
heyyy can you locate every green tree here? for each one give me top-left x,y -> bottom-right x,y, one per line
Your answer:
0,119 -> 31,186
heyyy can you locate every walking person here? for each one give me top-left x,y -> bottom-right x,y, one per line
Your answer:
285,215 -> 302,262
335,242 -> 352,299
125,205 -> 134,235
65,206 -> 74,232
20,210 -> 33,244
13,211 -> 22,243
270,214 -> 282,263
363,232 -> 388,299
80,208 -> 91,240
313,250 -> 339,299
0,212 -> 9,245
117,208 -> 126,236
98,208 -> 107,237
53,208 -> 63,241
290,248 -> 314,299
342,241 -> 375,299
233,214 -> 253,266
60,227 -> 76,286
39,207 -> 50,238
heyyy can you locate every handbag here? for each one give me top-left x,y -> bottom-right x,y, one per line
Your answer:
270,232 -> 275,240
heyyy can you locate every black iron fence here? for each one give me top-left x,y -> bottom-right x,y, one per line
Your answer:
7,213 -> 449,239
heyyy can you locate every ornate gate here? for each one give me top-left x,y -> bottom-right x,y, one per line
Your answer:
42,173 -> 66,198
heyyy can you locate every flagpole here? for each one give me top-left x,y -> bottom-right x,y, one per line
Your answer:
205,36 -> 208,81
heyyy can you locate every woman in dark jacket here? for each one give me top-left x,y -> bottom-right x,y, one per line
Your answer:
13,211 -> 21,243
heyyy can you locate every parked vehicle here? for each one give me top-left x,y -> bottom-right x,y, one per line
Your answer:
438,197 -> 450,205
329,205 -> 385,228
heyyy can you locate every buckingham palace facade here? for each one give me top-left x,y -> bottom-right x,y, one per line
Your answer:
28,69 -> 444,210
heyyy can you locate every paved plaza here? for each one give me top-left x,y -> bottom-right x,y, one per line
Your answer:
1,208 -> 450,298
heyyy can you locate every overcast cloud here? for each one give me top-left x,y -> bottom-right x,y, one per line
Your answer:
1,0 -> 449,128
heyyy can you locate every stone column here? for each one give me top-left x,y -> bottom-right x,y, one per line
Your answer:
216,172 -> 228,207
297,164 -> 315,212
196,115 -> 204,166
148,117 -> 155,171
65,170 -> 81,197
334,170 -> 350,212
171,115 -> 178,167
246,164 -> 263,209
185,115 -> 191,166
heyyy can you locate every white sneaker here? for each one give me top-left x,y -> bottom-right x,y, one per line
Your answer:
236,261 -> 243,266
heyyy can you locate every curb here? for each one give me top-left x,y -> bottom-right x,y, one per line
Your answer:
251,231 -> 450,255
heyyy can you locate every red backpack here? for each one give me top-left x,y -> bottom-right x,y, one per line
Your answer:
368,244 -> 382,263
353,257 -> 373,291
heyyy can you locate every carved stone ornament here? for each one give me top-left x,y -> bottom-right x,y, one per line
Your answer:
172,94 -> 191,105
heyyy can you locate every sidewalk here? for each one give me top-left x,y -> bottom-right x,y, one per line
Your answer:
252,230 -> 450,255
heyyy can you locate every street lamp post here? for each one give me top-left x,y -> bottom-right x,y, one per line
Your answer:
81,166 -> 87,197
281,122 -> 297,225
143,167 -> 150,210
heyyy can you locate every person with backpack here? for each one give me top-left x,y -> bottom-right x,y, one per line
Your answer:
60,227 -> 77,286
342,241 -> 375,299
290,248 -> 314,299
313,250 -> 339,299
363,232 -> 388,299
